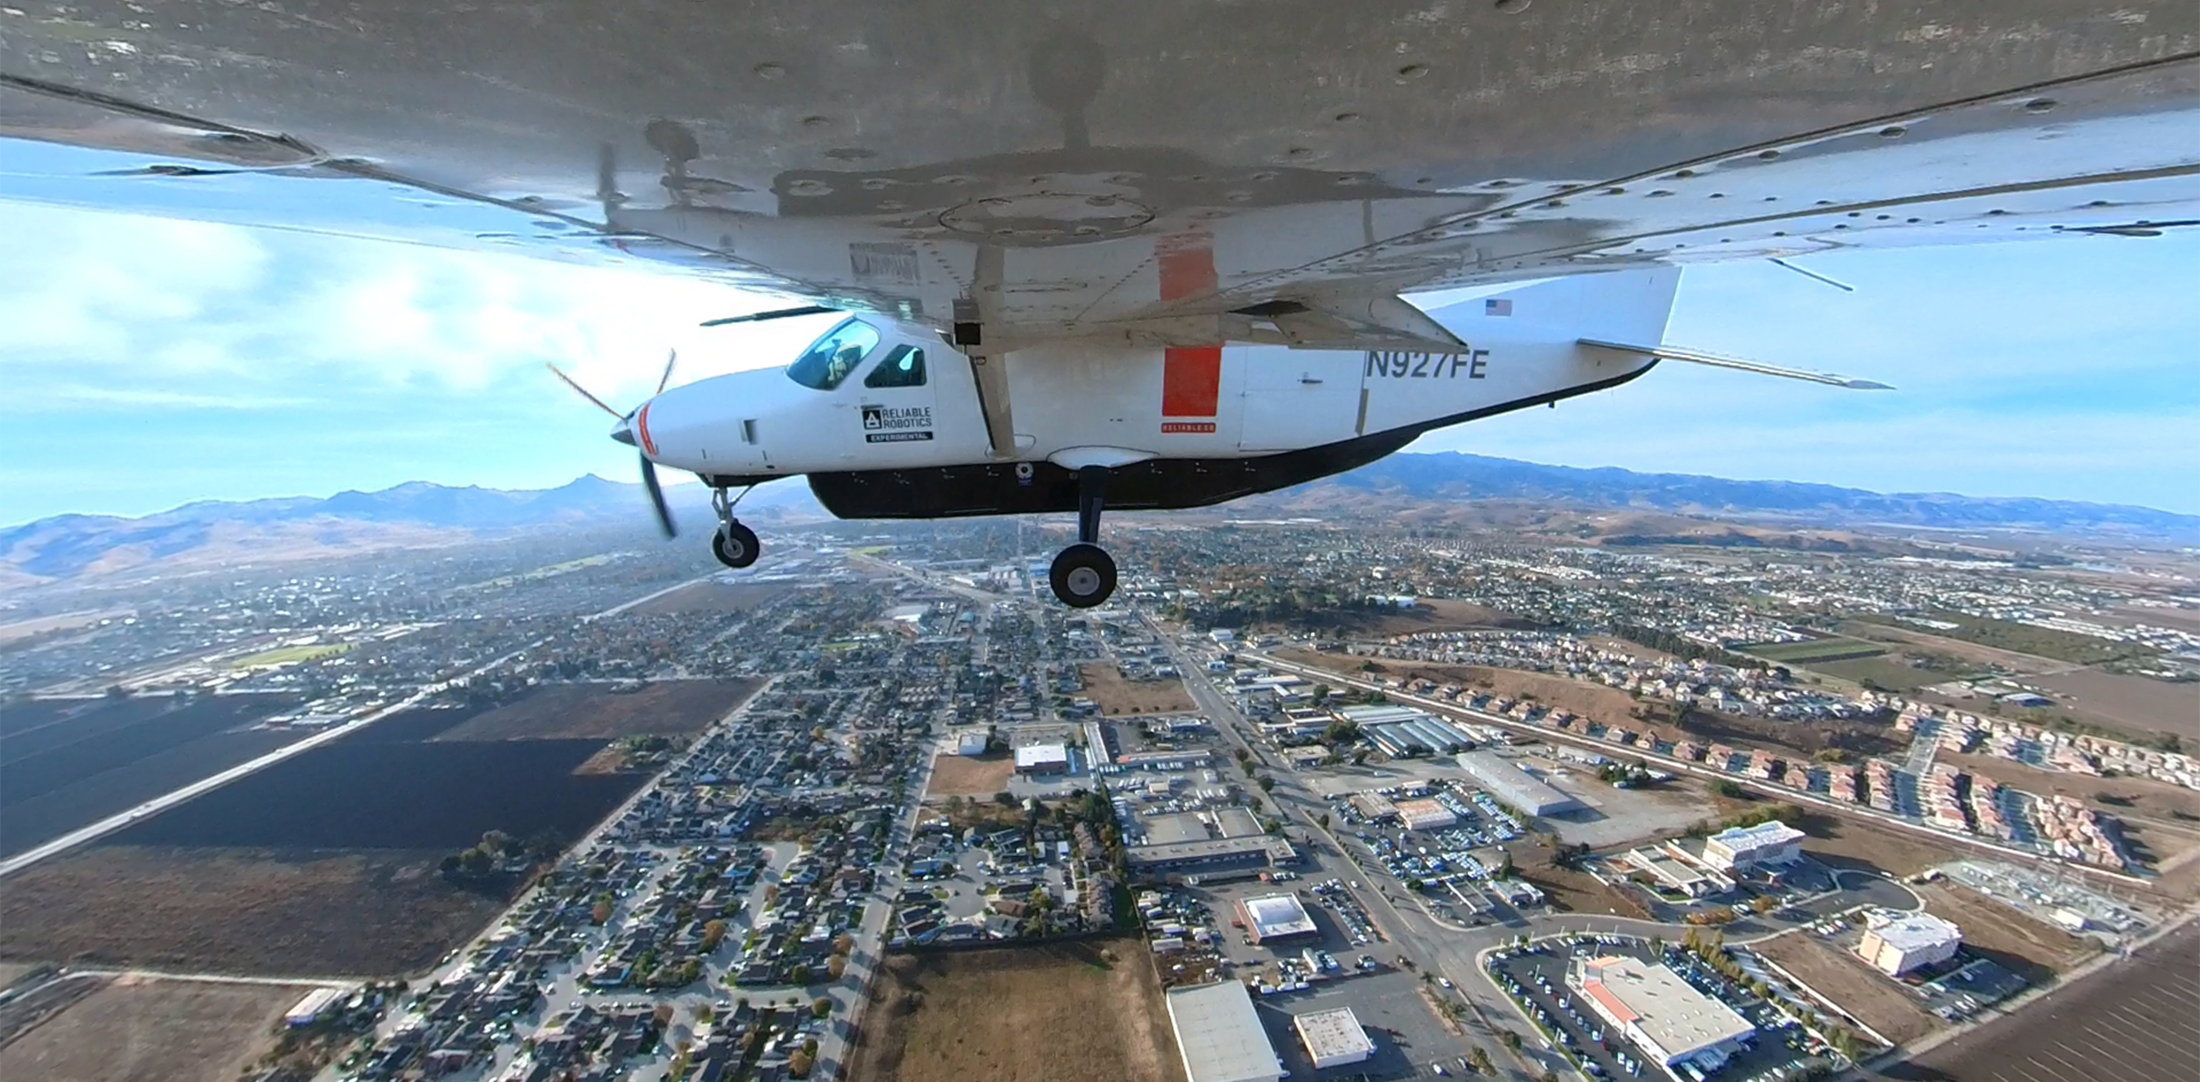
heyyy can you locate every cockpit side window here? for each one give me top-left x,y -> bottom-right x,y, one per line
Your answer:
786,318 -> 881,390
863,345 -> 927,389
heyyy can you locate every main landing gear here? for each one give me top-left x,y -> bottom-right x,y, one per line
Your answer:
1049,466 -> 1117,608
710,486 -> 759,570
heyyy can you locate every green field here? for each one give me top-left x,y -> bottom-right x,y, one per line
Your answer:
1737,637 -> 1887,664
1809,656 -> 1954,692
225,643 -> 351,669
1852,613 -> 2158,667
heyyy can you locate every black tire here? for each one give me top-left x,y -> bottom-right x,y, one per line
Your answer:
712,522 -> 760,569
1049,543 -> 1116,608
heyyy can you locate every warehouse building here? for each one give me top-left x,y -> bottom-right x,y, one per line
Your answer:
1857,911 -> 1962,976
1702,820 -> 1806,871
1625,845 -> 1728,898
1569,955 -> 1755,1073
1294,1006 -> 1375,1068
1454,751 -> 1584,816
1395,798 -> 1459,831
1165,981 -> 1282,1082
1236,892 -> 1319,944
1014,742 -> 1070,774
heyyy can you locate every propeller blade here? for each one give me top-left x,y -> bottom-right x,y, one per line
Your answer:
700,305 -> 839,327
545,363 -> 624,418
655,348 -> 678,396
639,455 -> 677,539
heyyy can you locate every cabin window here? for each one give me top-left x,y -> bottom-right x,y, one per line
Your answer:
785,318 -> 880,390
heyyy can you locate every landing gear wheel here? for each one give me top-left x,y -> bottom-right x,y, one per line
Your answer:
1049,543 -> 1116,608
712,522 -> 760,569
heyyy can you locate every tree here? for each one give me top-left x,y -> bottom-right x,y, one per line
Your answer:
788,1049 -> 815,1078
1317,813 -> 1331,832
790,963 -> 812,986
591,900 -> 613,925
1500,1030 -> 1522,1052
994,791 -> 1017,807
1234,747 -> 1251,763
827,955 -> 849,980
1257,775 -> 1276,793
811,996 -> 833,1019
703,920 -> 727,949
1469,1047 -> 1494,1074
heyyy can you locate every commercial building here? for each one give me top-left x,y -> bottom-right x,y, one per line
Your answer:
1014,742 -> 1070,774
1127,836 -> 1298,882
1569,956 -> 1754,1072
1294,1006 -> 1375,1068
1165,981 -> 1282,1082
284,987 -> 345,1027
1236,892 -> 1319,944
1857,912 -> 1962,976
1702,820 -> 1806,871
1454,750 -> 1584,816
1625,845 -> 1728,898
1395,798 -> 1459,831
952,730 -> 989,756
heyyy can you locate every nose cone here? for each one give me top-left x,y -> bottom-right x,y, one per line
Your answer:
610,415 -> 638,446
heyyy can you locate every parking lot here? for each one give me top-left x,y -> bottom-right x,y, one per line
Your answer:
1486,934 -> 1832,1082
1250,968 -> 1481,1080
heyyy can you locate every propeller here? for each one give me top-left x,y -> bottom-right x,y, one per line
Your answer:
545,358 -> 680,539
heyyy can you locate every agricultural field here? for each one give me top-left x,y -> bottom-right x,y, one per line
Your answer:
0,975 -> 305,1082
0,846 -> 514,976
1077,662 -> 1195,716
1852,613 -> 2158,667
1754,933 -> 1943,1046
1738,636 -> 1888,664
2028,668 -> 2198,744
103,738 -> 648,851
923,752 -> 1015,799
846,941 -> 1185,1082
0,693 -> 305,857
224,642 -> 352,669
1806,654 -> 1968,693
432,678 -> 760,741
0,688 -> 664,976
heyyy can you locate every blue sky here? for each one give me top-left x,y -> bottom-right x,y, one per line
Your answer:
0,199 -> 2194,525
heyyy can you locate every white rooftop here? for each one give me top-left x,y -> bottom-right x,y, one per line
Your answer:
1165,982 -> 1280,1082
1710,820 -> 1805,847
1241,892 -> 1318,939
1868,911 -> 1962,950
1577,956 -> 1753,1062
1014,742 -> 1068,768
1294,1006 -> 1375,1060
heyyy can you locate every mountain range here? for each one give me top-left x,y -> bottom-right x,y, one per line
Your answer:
3,454 -> 2192,586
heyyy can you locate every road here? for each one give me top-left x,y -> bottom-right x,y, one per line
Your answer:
815,737 -> 940,1081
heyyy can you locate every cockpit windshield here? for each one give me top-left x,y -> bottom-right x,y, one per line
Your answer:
785,318 -> 881,391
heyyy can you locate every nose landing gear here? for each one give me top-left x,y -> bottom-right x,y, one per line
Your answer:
1048,466 -> 1117,608
710,486 -> 760,570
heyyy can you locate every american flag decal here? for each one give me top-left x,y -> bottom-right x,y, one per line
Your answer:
1485,298 -> 1513,316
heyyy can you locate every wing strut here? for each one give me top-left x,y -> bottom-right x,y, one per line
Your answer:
1578,339 -> 1892,390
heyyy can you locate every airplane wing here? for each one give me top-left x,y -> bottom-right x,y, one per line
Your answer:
3,2 -> 2196,346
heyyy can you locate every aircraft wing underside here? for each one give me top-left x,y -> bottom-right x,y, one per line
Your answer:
2,1 -> 2196,345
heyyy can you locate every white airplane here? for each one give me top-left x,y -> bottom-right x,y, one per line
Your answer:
2,3 -> 2196,606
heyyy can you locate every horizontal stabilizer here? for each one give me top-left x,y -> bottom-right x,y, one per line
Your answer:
1578,339 -> 1893,390
1247,293 -> 1468,351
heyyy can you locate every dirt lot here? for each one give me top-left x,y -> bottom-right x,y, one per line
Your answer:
1079,662 -> 1195,716
2029,669 -> 2197,744
1915,881 -> 2094,982
923,753 -> 1015,800
0,846 -> 514,977
1755,932 -> 1943,1047
1792,811 -> 1972,879
622,579 -> 794,616
0,975 -> 304,1082
434,678 -> 760,741
846,941 -> 1185,1082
